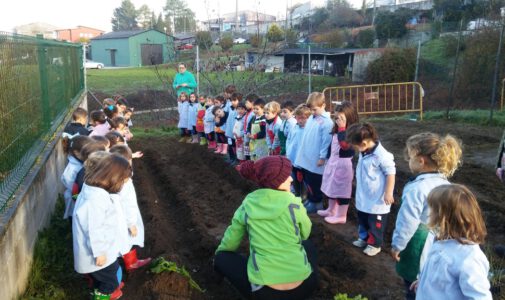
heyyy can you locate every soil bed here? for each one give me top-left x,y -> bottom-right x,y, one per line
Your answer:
123,119 -> 505,299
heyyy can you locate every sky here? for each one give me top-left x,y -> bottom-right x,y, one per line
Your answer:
0,0 -> 357,33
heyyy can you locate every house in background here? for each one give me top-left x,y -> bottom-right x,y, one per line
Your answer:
90,29 -> 175,67
13,22 -> 57,39
55,26 -> 105,43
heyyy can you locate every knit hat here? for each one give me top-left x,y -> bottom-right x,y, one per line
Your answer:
239,156 -> 292,189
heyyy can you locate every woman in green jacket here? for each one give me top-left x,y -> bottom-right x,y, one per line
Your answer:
215,156 -> 318,300
172,63 -> 196,97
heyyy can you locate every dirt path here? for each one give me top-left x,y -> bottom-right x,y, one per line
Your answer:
122,119 -> 505,299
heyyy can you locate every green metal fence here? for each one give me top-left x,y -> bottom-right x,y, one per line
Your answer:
0,32 -> 85,212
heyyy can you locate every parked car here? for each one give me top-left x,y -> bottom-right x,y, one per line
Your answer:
177,43 -> 193,50
233,37 -> 247,44
85,59 -> 104,69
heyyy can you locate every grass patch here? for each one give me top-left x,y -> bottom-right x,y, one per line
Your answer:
130,126 -> 179,138
420,38 -> 451,66
21,197 -> 87,300
365,109 -> 505,127
87,66 -> 340,96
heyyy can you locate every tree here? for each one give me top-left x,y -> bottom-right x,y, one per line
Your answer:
365,49 -> 416,83
111,0 -> 139,31
163,0 -> 196,33
325,0 -> 363,28
375,10 -> 412,40
312,29 -> 346,48
285,29 -> 299,47
196,31 -> 213,49
137,4 -> 152,29
153,13 -> 169,32
267,24 -> 284,43
219,34 -> 234,51
357,29 -> 375,48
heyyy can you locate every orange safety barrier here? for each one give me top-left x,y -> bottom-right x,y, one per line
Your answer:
322,82 -> 424,120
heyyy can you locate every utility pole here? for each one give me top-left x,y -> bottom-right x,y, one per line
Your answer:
446,19 -> 463,119
489,19 -> 505,123
235,0 -> 239,33
413,40 -> 421,109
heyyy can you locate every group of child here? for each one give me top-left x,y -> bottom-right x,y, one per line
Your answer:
61,97 -> 150,300
184,86 -> 492,299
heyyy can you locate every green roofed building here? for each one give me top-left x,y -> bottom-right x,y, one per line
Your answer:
90,29 -> 175,67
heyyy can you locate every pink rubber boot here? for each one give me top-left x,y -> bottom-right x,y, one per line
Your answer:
324,204 -> 349,224
317,199 -> 337,217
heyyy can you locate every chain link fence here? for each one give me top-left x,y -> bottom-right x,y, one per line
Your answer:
0,32 -> 85,212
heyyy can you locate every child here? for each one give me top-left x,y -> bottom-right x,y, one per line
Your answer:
318,101 -> 359,224
188,93 -> 199,143
177,92 -> 190,143
264,101 -> 282,156
91,135 -> 111,151
390,133 -> 462,299
496,131 -> 505,182
233,102 -> 247,163
104,105 -> 119,120
278,101 -> 297,156
63,107 -> 90,137
89,110 -> 110,137
124,108 -> 134,127
243,94 -> 257,161
204,96 -> 217,150
213,96 -> 228,154
196,95 -> 207,145
116,98 -> 129,116
414,184 -> 491,299
215,156 -> 317,299
109,145 -> 152,272
247,98 -> 268,161
213,105 -> 229,155
287,104 -> 311,198
223,84 -> 236,112
73,142 -> 108,198
61,135 -> 93,219
111,116 -> 132,141
346,123 -> 395,256
224,93 -> 242,164
105,131 -> 125,147
72,153 -> 132,299
294,92 -> 333,213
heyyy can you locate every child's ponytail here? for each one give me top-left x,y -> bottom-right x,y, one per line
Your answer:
433,135 -> 463,178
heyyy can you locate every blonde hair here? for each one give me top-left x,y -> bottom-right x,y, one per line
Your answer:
264,101 -> 281,114
306,92 -> 325,108
405,132 -> 462,177
293,104 -> 311,117
428,184 -> 487,244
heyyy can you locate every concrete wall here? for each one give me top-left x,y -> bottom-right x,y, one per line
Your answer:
352,49 -> 385,82
0,92 -> 87,300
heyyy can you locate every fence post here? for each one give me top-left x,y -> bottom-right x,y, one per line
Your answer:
489,22 -> 505,124
36,34 -> 50,129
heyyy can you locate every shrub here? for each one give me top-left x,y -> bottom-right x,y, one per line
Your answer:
219,34 -> 234,51
357,29 -> 375,48
195,31 -> 213,50
365,48 -> 416,83
312,29 -> 346,48
250,34 -> 264,48
267,24 -> 284,43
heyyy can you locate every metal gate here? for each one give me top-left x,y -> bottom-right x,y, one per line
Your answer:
141,44 -> 162,66
322,82 -> 424,120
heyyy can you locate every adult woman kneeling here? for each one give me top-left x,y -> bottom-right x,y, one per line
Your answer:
214,156 -> 318,300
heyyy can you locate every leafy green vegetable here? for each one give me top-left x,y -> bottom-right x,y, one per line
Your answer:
149,257 -> 205,292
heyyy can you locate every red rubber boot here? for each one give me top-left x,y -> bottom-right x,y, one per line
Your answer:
122,248 -> 152,273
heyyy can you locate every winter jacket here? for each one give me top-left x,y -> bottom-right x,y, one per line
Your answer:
355,142 -> 396,214
63,122 -> 90,137
187,102 -> 198,128
279,117 -> 297,155
217,189 -> 313,286
172,71 -> 196,97
72,184 -> 121,274
266,116 -> 282,154
417,239 -> 491,300
89,122 -> 110,137
294,112 -> 333,174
